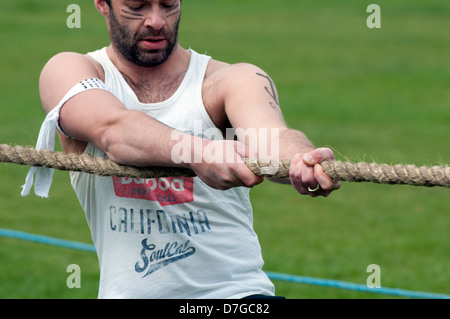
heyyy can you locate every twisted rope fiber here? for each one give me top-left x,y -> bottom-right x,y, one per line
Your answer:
1,144 -> 449,187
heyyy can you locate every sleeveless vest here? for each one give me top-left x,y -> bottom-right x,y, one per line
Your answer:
69,48 -> 274,298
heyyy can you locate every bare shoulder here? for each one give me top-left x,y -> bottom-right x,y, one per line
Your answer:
203,60 -> 270,102
205,60 -> 266,83
202,59 -> 275,130
39,52 -> 104,113
40,52 -> 103,82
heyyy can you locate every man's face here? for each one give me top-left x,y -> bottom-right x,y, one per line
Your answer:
108,0 -> 181,67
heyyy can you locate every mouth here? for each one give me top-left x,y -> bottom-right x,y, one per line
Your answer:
143,37 -> 165,41
140,38 -> 167,50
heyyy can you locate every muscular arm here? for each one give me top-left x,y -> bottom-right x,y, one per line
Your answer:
39,52 -> 262,190
219,64 -> 312,155
40,52 -> 187,167
219,63 -> 341,196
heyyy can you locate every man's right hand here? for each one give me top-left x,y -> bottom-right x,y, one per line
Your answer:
188,139 -> 264,190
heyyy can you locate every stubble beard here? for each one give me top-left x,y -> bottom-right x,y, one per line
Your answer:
108,9 -> 180,68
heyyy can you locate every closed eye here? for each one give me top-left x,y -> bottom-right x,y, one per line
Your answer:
161,1 -> 177,10
128,5 -> 144,11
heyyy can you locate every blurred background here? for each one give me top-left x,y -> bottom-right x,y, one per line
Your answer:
0,0 -> 448,298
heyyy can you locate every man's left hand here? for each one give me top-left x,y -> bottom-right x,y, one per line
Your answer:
289,148 -> 342,197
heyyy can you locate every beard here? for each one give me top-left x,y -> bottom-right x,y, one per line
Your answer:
108,9 -> 180,67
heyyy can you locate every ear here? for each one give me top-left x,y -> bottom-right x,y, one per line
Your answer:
95,0 -> 110,17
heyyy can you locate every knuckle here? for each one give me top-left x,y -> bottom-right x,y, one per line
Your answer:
221,175 -> 234,186
318,180 -> 333,191
297,186 -> 308,195
248,177 -> 264,188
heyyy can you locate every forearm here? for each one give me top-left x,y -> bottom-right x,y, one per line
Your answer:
268,128 -> 316,184
90,110 -> 195,169
277,128 -> 316,159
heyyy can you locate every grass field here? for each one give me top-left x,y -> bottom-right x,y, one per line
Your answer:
0,0 -> 449,299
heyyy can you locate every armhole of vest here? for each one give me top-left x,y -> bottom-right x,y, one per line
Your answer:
87,49 -> 108,85
195,55 -> 219,133
56,119 -> 73,139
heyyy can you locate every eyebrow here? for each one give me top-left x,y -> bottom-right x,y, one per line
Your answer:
166,2 -> 179,12
124,0 -> 149,3
123,0 -> 179,7
124,0 -> 177,4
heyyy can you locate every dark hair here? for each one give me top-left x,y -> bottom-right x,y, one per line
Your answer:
105,0 -> 182,9
105,0 -> 182,6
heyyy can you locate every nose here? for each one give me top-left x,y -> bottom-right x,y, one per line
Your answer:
143,6 -> 166,30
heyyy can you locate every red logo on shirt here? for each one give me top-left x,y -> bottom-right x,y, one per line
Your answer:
112,177 -> 194,206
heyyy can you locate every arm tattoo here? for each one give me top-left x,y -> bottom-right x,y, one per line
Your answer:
256,72 -> 283,118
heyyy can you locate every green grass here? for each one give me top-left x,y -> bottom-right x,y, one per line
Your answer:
0,0 -> 449,299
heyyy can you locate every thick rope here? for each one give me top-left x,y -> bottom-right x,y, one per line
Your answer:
1,144 -> 449,187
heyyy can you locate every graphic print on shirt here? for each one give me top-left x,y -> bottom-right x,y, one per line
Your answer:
135,238 -> 197,278
112,176 -> 194,206
109,206 -> 211,278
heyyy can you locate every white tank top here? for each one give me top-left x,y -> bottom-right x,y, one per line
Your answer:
70,48 -> 275,298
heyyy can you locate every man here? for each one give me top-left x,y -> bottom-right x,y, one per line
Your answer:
34,0 -> 341,298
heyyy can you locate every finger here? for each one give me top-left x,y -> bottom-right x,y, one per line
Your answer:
234,141 -> 258,161
235,163 -> 264,187
291,155 -> 319,195
290,154 -> 308,195
233,142 -> 264,186
313,164 -> 342,195
303,147 -> 336,166
313,164 -> 334,190
301,162 -> 319,190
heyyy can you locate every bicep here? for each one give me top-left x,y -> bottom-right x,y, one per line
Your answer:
39,52 -> 103,113
224,64 -> 287,130
39,52 -> 127,146
223,64 -> 289,156
39,52 -> 183,167
58,89 -> 128,145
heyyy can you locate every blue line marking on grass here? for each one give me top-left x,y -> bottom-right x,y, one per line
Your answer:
1,227 -> 449,299
0,228 -> 96,253
265,272 -> 450,299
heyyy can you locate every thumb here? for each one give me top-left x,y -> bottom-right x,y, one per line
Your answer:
234,141 -> 258,161
302,148 -> 336,166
